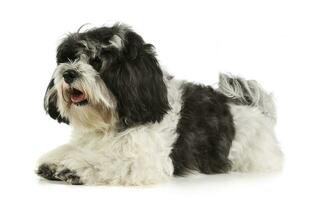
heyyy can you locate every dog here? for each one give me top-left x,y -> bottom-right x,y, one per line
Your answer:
37,23 -> 283,185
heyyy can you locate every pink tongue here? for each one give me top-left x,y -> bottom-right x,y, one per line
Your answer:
71,94 -> 86,103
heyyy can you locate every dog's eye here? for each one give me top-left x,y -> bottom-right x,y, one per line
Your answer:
89,57 -> 102,72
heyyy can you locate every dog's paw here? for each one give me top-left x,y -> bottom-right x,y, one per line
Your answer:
55,168 -> 83,185
37,163 -> 60,181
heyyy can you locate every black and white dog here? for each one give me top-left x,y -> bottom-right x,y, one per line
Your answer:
37,24 -> 283,185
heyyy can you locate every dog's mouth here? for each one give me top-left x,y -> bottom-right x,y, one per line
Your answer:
68,88 -> 88,105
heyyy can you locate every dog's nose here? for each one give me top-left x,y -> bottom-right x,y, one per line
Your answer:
63,69 -> 78,84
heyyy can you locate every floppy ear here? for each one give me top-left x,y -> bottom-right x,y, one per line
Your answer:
102,31 -> 170,129
44,79 -> 69,124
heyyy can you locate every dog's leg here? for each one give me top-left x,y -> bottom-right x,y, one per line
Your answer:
56,151 -> 172,185
37,143 -> 172,185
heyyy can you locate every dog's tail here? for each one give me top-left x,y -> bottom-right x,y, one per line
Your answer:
218,73 -> 276,122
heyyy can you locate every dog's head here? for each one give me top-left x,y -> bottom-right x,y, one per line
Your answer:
44,24 -> 170,131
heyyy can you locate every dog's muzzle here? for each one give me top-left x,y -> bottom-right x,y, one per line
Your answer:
62,70 -> 88,105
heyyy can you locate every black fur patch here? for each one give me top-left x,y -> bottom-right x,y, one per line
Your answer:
171,83 -> 235,176
56,36 -> 83,64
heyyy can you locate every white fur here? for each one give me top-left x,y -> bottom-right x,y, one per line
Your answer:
108,35 -> 123,49
228,104 -> 283,172
38,78 -> 183,185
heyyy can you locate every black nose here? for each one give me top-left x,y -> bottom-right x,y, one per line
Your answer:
63,69 -> 78,84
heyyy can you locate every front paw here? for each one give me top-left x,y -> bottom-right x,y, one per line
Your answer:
55,168 -> 83,185
37,163 -> 60,181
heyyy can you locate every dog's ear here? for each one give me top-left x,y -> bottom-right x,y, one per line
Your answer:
44,79 -> 69,124
102,31 -> 170,129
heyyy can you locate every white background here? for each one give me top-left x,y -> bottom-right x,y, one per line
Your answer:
0,0 -> 308,199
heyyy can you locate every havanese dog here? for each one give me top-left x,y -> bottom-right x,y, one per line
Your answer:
37,23 -> 283,185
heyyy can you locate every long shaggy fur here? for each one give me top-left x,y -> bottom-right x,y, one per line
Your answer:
37,23 -> 283,186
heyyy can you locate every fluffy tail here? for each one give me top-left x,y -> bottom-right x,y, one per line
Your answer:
218,73 -> 276,122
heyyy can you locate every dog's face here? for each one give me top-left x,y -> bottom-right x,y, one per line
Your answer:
44,24 -> 170,131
